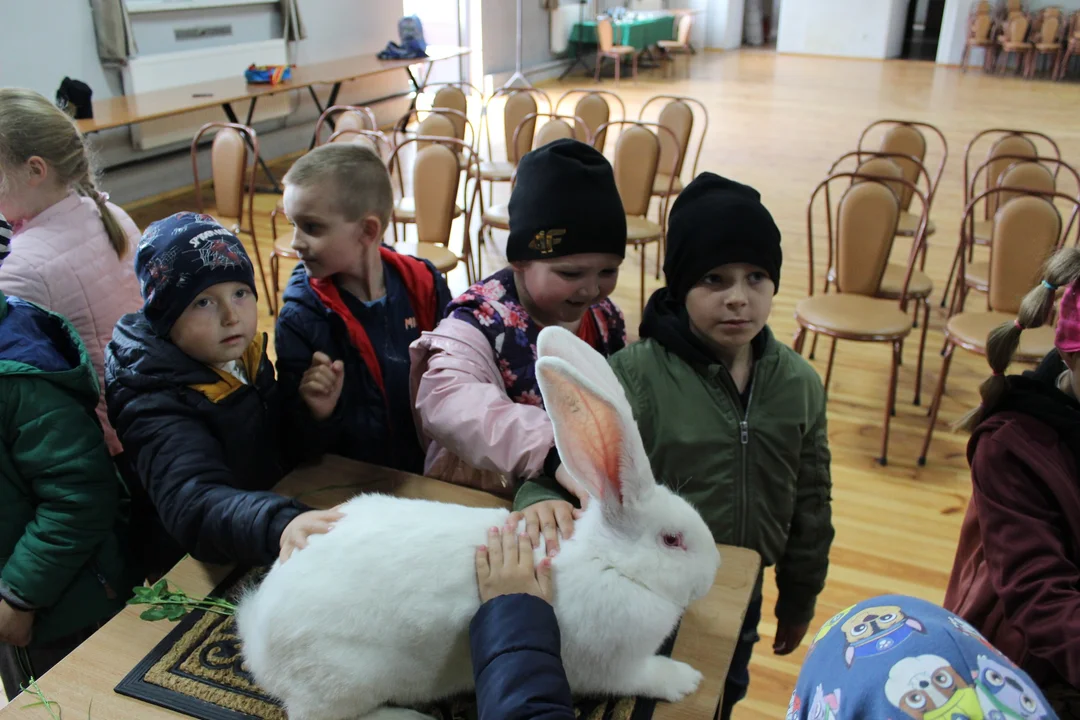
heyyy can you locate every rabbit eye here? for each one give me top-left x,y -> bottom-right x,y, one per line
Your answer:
986,670 -> 1004,687
1021,695 -> 1037,712
661,532 -> 685,550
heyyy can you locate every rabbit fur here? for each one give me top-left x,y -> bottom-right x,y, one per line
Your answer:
236,326 -> 721,720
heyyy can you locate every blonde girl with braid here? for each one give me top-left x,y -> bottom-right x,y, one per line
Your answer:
0,88 -> 142,456
944,247 -> 1080,715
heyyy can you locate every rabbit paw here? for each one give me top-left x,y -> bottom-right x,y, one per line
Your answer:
633,656 -> 703,702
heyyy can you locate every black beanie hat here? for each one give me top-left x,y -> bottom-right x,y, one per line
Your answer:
506,138 -> 627,262
664,172 -> 782,300
135,212 -> 257,337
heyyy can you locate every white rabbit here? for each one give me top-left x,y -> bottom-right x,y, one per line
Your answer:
235,325 -> 722,720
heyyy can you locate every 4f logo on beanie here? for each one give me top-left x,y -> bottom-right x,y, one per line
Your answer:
529,229 -> 566,255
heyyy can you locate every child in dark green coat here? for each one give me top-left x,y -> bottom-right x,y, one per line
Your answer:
514,174 -> 834,719
0,213 -> 140,699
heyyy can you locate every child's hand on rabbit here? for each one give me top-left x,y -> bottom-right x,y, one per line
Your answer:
299,351 -> 344,421
510,500 -> 578,555
476,526 -> 553,605
279,507 -> 345,563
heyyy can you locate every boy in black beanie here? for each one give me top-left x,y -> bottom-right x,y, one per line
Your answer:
105,213 -> 343,573
411,139 -> 628,507
514,173 -> 834,719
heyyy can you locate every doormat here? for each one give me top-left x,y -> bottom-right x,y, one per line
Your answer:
115,567 -> 676,720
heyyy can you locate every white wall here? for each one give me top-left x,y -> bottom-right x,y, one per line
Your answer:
0,0 -> 124,100
481,0 -> 553,78
777,0 -> 910,59
707,0 -> 745,49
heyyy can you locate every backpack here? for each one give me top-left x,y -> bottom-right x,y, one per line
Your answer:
376,15 -> 428,60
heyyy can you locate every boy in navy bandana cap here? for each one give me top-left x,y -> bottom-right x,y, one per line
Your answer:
105,213 -> 342,574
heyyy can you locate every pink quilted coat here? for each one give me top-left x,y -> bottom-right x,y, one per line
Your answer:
409,318 -> 556,498
0,192 -> 142,455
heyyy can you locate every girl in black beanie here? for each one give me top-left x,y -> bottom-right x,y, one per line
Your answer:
411,139 -> 628,514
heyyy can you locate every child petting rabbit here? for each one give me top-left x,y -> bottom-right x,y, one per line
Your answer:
236,325 -> 720,720
106,213 -> 343,574
515,173 -> 834,720
471,525 -> 573,719
410,139 -> 628,501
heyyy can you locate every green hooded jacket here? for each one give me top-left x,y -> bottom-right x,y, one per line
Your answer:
0,291 -> 138,644
515,326 -> 834,624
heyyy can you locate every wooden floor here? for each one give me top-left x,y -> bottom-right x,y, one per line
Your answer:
122,50 -> 1080,718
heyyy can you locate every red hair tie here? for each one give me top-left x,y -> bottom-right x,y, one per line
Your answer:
1014,319 -> 1025,331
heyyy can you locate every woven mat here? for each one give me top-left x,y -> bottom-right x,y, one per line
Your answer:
115,568 -> 673,720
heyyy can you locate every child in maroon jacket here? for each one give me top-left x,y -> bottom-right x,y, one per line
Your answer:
944,246 -> 1080,716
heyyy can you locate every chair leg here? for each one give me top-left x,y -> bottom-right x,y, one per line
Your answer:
823,338 -> 837,398
914,298 -> 930,406
918,342 -> 956,466
880,341 -> 901,466
595,53 -> 602,82
632,52 -> 639,83
244,228 -> 273,317
793,325 -> 807,354
961,45 -> 970,72
941,240 -> 963,307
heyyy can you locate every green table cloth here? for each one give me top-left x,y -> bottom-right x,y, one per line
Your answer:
568,15 -> 676,52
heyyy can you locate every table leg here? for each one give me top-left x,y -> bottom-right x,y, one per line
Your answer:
222,101 -> 282,193
306,83 -> 342,150
560,43 -> 593,79
397,63 -> 432,134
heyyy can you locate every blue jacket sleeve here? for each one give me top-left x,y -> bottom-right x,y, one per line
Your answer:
469,594 -> 575,720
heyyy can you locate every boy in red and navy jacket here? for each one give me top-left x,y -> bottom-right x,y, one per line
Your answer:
275,144 -> 452,473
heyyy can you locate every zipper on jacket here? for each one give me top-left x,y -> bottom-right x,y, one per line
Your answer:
736,371 -> 756,547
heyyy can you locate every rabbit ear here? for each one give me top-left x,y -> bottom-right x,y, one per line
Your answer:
536,357 -> 628,506
537,325 -> 626,403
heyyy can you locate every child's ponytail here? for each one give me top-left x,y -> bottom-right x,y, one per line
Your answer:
75,175 -> 129,260
0,88 -> 129,260
956,247 -> 1080,432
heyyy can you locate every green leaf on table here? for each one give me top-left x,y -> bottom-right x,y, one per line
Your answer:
165,604 -> 187,621
140,606 -> 170,621
151,578 -> 168,595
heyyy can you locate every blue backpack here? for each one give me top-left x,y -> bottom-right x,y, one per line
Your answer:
377,15 -> 428,60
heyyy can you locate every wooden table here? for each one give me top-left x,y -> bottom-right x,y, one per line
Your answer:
0,456 -> 760,719
78,46 -> 470,190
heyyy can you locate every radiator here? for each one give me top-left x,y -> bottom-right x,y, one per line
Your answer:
122,38 -> 292,151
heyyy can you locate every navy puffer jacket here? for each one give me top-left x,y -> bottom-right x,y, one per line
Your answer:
469,594 -> 575,720
105,312 -> 307,567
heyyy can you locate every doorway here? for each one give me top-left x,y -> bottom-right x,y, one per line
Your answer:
900,0 -> 946,60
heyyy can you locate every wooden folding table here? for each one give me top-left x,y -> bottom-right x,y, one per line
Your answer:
0,455 -> 760,720
77,46 -> 470,191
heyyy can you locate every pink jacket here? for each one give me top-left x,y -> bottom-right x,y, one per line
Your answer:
409,318 -> 555,497
0,192 -> 142,455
